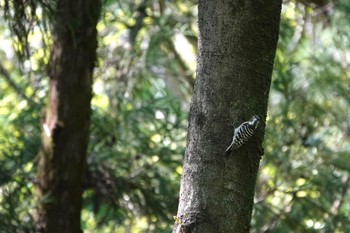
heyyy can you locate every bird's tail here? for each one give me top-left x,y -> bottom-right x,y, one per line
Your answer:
225,143 -> 233,155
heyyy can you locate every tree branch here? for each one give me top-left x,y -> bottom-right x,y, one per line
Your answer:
0,63 -> 32,103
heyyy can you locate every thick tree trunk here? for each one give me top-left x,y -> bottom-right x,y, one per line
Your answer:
35,1 -> 101,233
174,1 -> 282,233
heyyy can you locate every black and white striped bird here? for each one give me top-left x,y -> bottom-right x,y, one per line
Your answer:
225,115 -> 260,154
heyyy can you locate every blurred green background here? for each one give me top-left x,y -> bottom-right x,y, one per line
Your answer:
0,0 -> 349,232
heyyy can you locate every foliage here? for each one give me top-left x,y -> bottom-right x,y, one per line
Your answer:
252,1 -> 350,232
0,0 -> 350,232
1,0 -> 193,232
0,101 -> 41,233
83,79 -> 187,232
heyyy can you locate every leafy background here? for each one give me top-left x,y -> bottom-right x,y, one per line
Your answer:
0,0 -> 349,232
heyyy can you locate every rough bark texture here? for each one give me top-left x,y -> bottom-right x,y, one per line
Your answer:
174,1 -> 282,233
35,1 -> 101,232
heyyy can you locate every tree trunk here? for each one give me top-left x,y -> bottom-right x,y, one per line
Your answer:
35,1 -> 101,232
174,1 -> 282,232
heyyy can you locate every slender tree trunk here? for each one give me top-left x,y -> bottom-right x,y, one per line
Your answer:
174,1 -> 282,232
35,1 -> 101,232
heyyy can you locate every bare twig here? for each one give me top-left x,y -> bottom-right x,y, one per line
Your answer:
0,63 -> 33,103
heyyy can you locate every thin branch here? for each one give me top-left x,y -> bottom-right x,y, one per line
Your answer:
164,39 -> 195,89
128,0 -> 148,45
287,4 -> 307,54
0,63 -> 32,103
331,175 -> 350,215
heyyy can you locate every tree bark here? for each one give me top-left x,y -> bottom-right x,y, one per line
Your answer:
174,1 -> 282,232
35,1 -> 101,232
